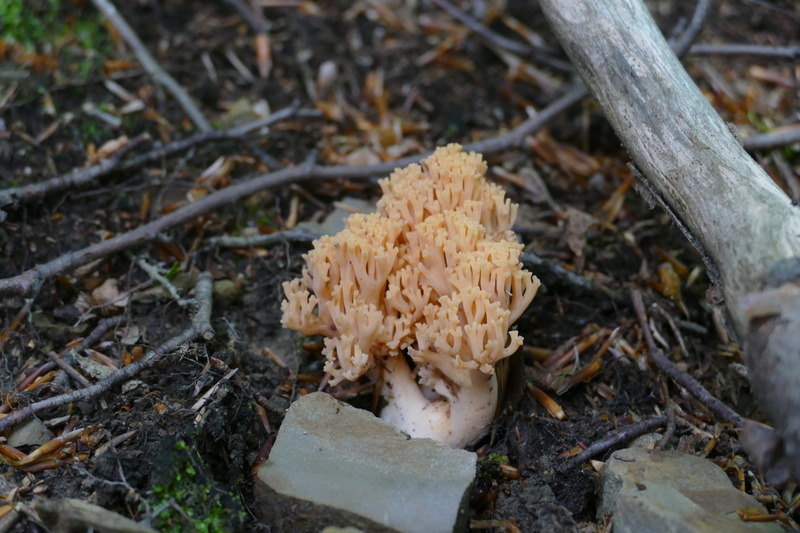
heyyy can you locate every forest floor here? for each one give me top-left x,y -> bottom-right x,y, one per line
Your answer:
0,0 -> 798,531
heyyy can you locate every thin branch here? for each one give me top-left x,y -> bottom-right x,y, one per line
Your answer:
656,407 -> 677,450
429,0 -> 574,73
430,0 -> 531,55
192,272 -> 215,341
0,88 -> 585,299
74,316 -> 127,352
689,43 -> 800,59
743,126 -> 800,153
89,0 -> 212,132
520,251 -> 619,300
205,228 -> 318,248
0,273 -> 215,433
0,135 -> 149,209
467,84 -> 588,153
47,351 -> 92,389
668,0 -> 712,58
631,289 -> 744,427
0,106 -> 320,210
133,255 -> 195,308
556,416 -> 667,472
124,105 -> 320,167
223,0 -> 267,34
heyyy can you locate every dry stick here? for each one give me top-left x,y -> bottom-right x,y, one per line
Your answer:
89,0 -> 212,132
0,86 -> 586,299
667,0 -> 712,58
0,135 -> 149,209
47,352 -> 92,389
631,289 -> 744,428
192,272 -> 215,341
520,251 -> 623,302
0,105 -> 319,210
73,316 -> 126,352
688,44 -> 800,59
556,416 -> 667,473
205,228 -> 318,248
431,0 -> 531,55
0,273 -> 214,433
743,127 -> 800,153
122,107 -> 320,169
656,407 -> 677,450
429,0 -> 572,73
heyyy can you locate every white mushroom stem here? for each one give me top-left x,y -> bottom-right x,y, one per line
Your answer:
379,356 -> 499,448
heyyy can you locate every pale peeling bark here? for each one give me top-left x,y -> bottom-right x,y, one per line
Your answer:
539,0 -> 800,478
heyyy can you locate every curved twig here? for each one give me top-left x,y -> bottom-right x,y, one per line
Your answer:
668,0 -> 712,58
0,272 -> 214,433
556,416 -> 667,472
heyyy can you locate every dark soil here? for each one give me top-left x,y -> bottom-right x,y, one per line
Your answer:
0,0 -> 798,531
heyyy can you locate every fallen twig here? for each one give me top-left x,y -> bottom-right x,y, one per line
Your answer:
47,352 -> 92,389
429,0 -> 572,74
631,289 -> 744,427
0,272 -> 215,433
73,316 -> 127,352
556,416 -> 667,472
0,105 -> 320,210
743,126 -> 800,153
123,105 -> 321,169
222,0 -> 271,77
0,88 -> 585,299
205,228 -> 318,248
133,256 -> 195,308
520,251 -> 620,301
0,135 -> 149,209
89,0 -> 212,132
688,43 -> 800,59
656,407 -> 677,450
668,0 -> 712,57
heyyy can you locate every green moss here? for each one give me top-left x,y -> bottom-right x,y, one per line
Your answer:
0,0 -> 59,49
147,438 -> 247,533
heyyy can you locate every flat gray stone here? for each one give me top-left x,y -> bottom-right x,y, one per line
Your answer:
256,392 -> 476,533
600,447 -> 786,533
7,418 -> 54,447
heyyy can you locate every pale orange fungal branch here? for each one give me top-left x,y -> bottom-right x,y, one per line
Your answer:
280,144 -> 540,447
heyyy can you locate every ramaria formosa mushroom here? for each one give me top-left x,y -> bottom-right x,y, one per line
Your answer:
281,144 -> 540,447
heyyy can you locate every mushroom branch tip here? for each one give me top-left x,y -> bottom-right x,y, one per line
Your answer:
280,144 -> 540,447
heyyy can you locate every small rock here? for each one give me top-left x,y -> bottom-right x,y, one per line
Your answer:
629,432 -> 662,450
600,447 -> 786,533
7,418 -> 54,448
255,392 -> 476,533
213,279 -> 238,302
296,197 -> 377,237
